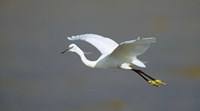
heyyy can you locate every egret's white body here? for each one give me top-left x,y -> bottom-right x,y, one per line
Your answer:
62,34 -> 166,87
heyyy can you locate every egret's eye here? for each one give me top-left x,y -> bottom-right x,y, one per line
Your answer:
68,46 -> 73,50
61,46 -> 73,54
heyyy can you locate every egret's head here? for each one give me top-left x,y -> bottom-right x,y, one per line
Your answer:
61,43 -> 77,54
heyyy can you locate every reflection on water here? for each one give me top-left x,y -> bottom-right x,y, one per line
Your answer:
180,66 -> 200,78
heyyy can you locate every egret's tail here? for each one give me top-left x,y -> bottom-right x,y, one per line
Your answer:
132,58 -> 146,68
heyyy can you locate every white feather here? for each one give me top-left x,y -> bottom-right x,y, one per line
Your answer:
62,34 -> 167,87
65,34 -> 155,68
67,34 -> 118,55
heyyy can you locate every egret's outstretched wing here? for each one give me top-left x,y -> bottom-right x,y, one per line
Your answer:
67,34 -> 118,54
110,37 -> 156,61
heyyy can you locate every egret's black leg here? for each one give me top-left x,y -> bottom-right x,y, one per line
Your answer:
132,68 -> 167,87
135,69 -> 156,80
132,69 -> 149,82
132,69 -> 156,80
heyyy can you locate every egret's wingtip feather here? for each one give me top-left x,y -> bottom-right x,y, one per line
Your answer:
67,35 -> 79,41
67,37 -> 72,40
142,37 -> 156,43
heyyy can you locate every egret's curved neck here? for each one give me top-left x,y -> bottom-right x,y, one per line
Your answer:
74,46 -> 96,68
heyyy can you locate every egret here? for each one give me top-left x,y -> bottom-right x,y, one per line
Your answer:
61,34 -> 166,87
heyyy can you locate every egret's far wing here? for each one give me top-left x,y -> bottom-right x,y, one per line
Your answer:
67,34 -> 118,54
110,37 -> 156,61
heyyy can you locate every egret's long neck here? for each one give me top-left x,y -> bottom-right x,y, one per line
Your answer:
75,47 -> 96,68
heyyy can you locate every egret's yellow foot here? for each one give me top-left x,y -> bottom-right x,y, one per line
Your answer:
155,80 -> 167,86
148,80 -> 160,87
148,80 -> 167,87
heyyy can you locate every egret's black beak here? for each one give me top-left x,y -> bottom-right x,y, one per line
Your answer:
61,46 -> 73,54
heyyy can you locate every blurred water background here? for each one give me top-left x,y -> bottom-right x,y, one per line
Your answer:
1,0 -> 200,111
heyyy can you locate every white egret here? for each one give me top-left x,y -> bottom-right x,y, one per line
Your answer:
61,34 -> 166,87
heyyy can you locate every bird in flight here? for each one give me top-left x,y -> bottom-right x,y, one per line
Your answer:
61,34 -> 166,87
